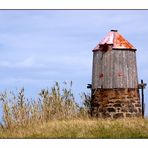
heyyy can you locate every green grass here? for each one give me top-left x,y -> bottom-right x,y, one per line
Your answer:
0,118 -> 148,138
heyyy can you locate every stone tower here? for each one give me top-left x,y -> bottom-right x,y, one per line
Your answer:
91,30 -> 142,118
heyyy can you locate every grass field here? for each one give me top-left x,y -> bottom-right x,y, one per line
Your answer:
0,118 -> 148,138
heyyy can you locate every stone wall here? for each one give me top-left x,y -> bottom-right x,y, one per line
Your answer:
91,88 -> 142,118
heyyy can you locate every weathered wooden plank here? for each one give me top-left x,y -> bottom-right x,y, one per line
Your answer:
115,50 -> 119,88
122,51 -> 125,87
95,51 -> 100,88
128,51 -> 132,88
119,50 -> 123,88
129,51 -> 134,88
102,51 -> 105,88
119,50 -> 122,88
131,51 -> 134,88
105,51 -> 109,88
134,51 -> 138,88
110,50 -> 113,88
94,51 -> 98,88
97,51 -> 102,88
92,53 -> 96,89
113,50 -> 116,88
123,51 -> 127,88
108,50 -> 112,88
109,50 -> 113,88
127,51 -> 130,87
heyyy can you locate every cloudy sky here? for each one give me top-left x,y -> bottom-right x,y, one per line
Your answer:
0,10 -> 148,116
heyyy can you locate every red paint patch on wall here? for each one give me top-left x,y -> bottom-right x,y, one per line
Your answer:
118,72 -> 123,77
99,73 -> 104,78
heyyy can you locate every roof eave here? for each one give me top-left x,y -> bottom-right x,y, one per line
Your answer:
112,48 -> 137,51
92,47 -> 137,52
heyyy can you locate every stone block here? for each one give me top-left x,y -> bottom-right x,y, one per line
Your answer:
121,108 -> 128,112
135,104 -> 141,107
107,108 -> 115,112
102,112 -> 111,118
113,113 -> 124,119
126,113 -> 132,117
114,103 -> 122,107
115,100 -> 122,104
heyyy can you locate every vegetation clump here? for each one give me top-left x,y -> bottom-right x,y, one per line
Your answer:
0,82 -> 90,128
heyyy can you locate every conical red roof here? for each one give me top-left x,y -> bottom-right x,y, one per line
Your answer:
93,30 -> 136,51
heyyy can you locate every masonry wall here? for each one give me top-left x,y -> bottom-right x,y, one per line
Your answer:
91,88 -> 142,118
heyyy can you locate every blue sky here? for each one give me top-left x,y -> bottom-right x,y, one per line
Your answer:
0,10 -> 148,117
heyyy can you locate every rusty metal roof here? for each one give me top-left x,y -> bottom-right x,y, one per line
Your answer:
93,30 -> 136,51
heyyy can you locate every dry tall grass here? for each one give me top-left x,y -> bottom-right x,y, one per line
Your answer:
0,82 -> 90,129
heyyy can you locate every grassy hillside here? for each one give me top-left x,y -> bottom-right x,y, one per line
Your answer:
0,118 -> 148,138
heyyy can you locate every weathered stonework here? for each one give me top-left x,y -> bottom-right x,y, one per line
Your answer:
91,88 -> 142,118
